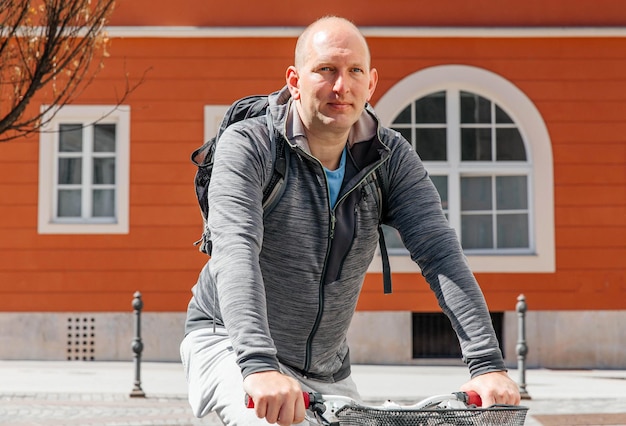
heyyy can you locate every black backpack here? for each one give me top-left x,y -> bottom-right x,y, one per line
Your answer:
191,94 -> 392,293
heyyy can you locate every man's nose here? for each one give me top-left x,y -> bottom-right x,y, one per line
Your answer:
333,72 -> 349,93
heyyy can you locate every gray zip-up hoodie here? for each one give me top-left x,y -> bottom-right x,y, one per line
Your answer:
185,87 -> 505,382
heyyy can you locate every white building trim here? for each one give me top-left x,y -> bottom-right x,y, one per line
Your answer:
105,26 -> 626,39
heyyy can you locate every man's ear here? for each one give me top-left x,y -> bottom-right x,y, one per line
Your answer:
367,68 -> 379,102
286,66 -> 301,100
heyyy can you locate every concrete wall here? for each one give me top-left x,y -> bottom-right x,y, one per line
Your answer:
502,310 -> 626,369
0,312 -> 185,362
1,311 -> 624,369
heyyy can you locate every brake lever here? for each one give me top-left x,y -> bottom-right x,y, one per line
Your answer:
309,400 -> 339,426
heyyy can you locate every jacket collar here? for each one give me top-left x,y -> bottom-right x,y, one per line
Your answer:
269,86 -> 390,167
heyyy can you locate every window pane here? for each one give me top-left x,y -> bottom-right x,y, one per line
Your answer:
93,158 -> 116,184
59,124 -> 83,152
392,127 -> 412,143
58,158 -> 82,184
94,124 -> 116,152
461,128 -> 491,161
460,92 -> 491,124
416,128 -> 447,161
430,175 -> 448,210
461,176 -> 492,210
93,189 -> 115,217
415,91 -> 446,124
461,214 -> 492,249
495,105 -> 514,124
496,176 -> 528,210
496,128 -> 526,161
393,105 -> 412,124
497,213 -> 529,248
58,189 -> 81,217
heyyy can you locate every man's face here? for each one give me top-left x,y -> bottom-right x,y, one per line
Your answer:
287,25 -> 378,138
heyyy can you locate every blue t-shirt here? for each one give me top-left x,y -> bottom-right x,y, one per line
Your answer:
324,146 -> 347,210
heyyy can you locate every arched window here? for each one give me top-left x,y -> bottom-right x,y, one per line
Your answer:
372,65 -> 554,272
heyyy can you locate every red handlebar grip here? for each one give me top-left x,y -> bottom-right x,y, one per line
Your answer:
246,391 -> 311,409
465,390 -> 482,407
245,394 -> 254,408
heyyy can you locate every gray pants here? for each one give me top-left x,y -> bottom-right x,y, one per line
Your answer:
180,327 -> 361,425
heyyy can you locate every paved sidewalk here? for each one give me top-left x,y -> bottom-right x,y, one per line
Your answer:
1,361 -> 625,425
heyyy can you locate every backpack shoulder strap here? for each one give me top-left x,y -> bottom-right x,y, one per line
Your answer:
261,112 -> 289,215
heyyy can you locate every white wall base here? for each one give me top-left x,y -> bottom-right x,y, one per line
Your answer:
1,311 -> 624,368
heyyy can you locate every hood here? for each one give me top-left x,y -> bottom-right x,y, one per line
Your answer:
267,85 -> 293,137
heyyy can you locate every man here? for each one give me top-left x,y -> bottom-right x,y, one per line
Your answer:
181,16 -> 521,426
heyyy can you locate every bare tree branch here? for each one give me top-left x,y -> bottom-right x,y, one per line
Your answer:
0,0 -> 142,142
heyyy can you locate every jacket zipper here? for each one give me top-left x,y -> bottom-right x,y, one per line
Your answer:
303,153 -> 334,374
299,146 -> 388,374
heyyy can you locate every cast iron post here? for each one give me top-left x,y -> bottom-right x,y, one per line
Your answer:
516,294 -> 531,399
130,291 -> 146,397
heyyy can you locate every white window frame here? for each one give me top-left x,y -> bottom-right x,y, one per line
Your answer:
372,65 -> 555,273
38,105 -> 130,234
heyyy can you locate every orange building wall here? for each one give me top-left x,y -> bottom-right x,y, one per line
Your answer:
361,37 -> 626,312
0,33 -> 624,313
109,0 -> 626,27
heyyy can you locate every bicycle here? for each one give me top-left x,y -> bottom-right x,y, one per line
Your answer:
247,390 -> 528,425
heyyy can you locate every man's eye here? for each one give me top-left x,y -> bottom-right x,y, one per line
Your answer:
319,66 -> 333,72
352,67 -> 364,73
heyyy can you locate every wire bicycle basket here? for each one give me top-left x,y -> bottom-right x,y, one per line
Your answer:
333,404 -> 528,426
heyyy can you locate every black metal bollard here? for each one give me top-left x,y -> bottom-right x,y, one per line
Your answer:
130,291 -> 146,397
516,294 -> 531,399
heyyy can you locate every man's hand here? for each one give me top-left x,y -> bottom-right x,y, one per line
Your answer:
460,371 -> 521,407
243,370 -> 306,425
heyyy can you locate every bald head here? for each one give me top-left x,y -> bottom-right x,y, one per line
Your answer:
285,15 -> 378,147
294,16 -> 371,70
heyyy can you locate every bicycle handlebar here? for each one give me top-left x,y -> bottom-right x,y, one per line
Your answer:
245,391 -> 530,426
245,390 -> 482,409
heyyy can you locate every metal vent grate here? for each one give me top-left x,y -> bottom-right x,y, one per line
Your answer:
67,317 -> 96,361
412,312 -> 503,358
